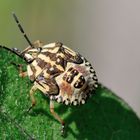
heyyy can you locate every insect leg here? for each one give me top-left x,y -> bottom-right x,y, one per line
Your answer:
18,64 -> 27,78
50,100 -> 65,135
27,85 -> 37,112
11,62 -> 27,78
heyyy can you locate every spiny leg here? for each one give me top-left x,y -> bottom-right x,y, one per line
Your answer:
50,100 -> 65,135
27,85 -> 37,112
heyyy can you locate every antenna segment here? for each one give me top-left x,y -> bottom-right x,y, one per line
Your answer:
12,12 -> 34,48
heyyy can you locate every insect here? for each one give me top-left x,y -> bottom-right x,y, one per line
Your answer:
0,13 -> 98,134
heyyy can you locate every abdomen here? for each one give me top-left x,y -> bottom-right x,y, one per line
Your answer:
53,57 -> 98,106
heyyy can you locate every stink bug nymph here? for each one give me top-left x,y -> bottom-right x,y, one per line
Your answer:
0,13 -> 98,134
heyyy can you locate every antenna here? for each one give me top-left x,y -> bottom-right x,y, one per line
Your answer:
12,12 -> 34,48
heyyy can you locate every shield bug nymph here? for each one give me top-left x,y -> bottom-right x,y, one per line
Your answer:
0,13 -> 98,134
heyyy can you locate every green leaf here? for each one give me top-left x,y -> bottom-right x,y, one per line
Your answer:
0,47 -> 140,140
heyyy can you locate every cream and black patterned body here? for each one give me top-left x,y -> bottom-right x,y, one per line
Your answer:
23,41 -> 98,106
0,13 -> 98,134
